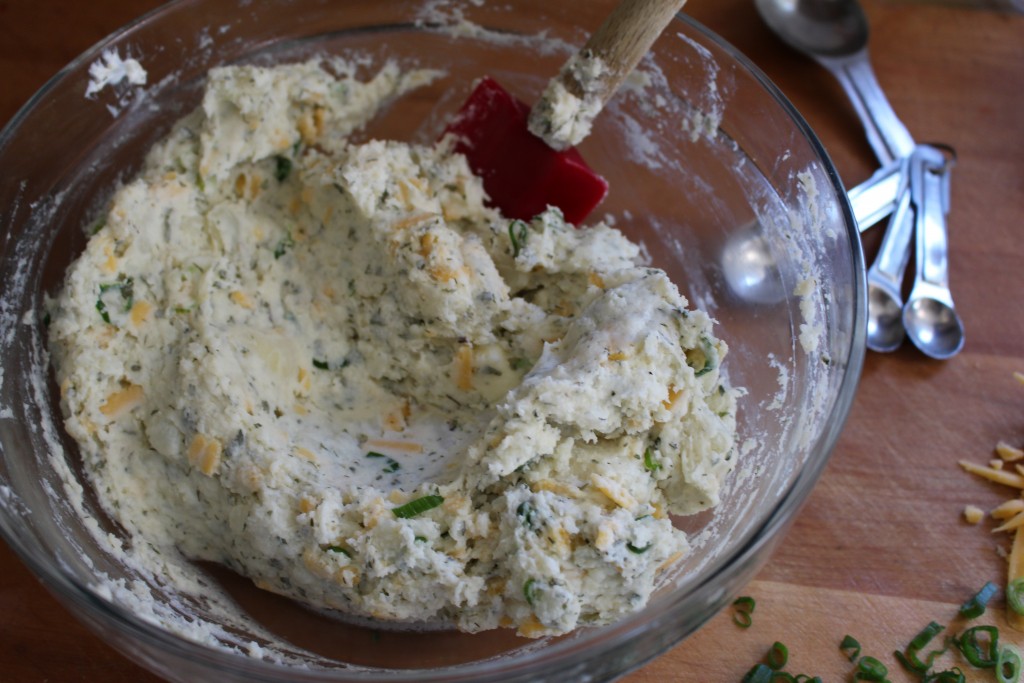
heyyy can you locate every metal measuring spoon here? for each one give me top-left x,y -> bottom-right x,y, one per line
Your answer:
864,158 -> 912,351
754,0 -> 916,166
721,161 -> 902,305
755,0 -> 925,352
903,145 -> 964,359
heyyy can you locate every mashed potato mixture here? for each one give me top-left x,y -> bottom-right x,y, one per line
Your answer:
48,60 -> 738,637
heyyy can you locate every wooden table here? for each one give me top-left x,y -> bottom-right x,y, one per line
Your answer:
2,1 -> 1022,680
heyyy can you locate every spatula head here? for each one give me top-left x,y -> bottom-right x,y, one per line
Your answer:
443,77 -> 609,226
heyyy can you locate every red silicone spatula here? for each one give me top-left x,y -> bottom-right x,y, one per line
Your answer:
443,0 -> 688,226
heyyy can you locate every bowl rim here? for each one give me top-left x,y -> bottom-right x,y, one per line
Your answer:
0,1 -> 867,680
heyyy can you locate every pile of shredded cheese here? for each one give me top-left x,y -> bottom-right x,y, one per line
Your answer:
960,370 -> 1024,632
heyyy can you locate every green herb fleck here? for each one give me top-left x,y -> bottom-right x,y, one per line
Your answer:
274,155 -> 292,182
274,231 -> 295,259
626,542 -> 652,554
392,495 -> 443,519
325,545 -> 352,557
312,359 -> 330,370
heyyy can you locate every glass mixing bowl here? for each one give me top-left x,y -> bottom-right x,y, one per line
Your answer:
0,0 -> 865,680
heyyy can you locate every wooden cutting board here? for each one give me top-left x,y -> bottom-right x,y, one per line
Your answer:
1,1 -> 1022,680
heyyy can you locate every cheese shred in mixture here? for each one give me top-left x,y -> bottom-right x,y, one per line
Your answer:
48,60 -> 739,637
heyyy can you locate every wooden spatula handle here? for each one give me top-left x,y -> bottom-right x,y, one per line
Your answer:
528,0 -> 686,150
577,0 -> 688,101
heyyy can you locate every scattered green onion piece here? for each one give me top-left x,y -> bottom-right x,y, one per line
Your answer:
367,451 -> 385,458
840,635 -> 862,662
626,542 -> 652,554
312,358 -> 329,370
895,621 -> 946,673
325,545 -> 351,557
854,656 -> 888,681
414,535 -> 427,543
922,668 -> 966,683
643,446 -> 660,472
523,578 -> 538,606
391,494 -> 444,519
732,596 -> 755,628
953,625 -> 1000,668
508,220 -> 528,258
383,459 -> 400,473
1009,577 -> 1024,616
997,644 -> 1022,683
275,155 -> 292,182
960,581 -> 999,619
740,663 -> 773,683
767,642 -> 789,671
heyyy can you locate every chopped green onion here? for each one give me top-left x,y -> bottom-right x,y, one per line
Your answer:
366,451 -> 400,473
732,596 -> 755,628
767,642 -> 788,670
953,625 -> 999,668
686,335 -> 718,377
840,635 -> 862,662
922,669 -> 966,683
997,644 -> 1022,683
391,494 -> 444,519
740,663 -> 774,683
96,299 -> 111,324
414,535 -> 427,543
895,621 -> 946,673
312,358 -> 329,370
274,155 -> 292,182
96,278 -> 134,324
854,656 -> 888,681
626,542 -> 652,554
523,578 -> 538,606
1009,577 -> 1024,616
516,501 -> 537,529
325,545 -> 352,557
274,231 -> 295,259
508,219 -> 528,258
960,581 -> 999,619
643,446 -> 660,472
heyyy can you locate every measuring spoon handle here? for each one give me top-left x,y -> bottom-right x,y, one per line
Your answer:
820,50 -> 916,165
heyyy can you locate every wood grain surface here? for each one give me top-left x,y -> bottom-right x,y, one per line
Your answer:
2,0 -> 1023,680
